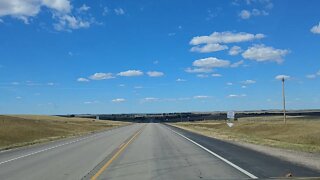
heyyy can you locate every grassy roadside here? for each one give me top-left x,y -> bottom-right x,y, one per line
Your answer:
0,115 -> 130,150
170,116 -> 320,153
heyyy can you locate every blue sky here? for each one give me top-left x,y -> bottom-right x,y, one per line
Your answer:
0,0 -> 320,114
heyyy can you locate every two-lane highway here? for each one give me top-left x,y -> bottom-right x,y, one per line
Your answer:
92,123 -> 253,180
0,123 -> 319,180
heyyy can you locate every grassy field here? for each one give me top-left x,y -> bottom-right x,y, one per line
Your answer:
170,116 -> 320,153
0,115 -> 130,150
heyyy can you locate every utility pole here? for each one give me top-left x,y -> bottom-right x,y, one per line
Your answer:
282,77 -> 287,124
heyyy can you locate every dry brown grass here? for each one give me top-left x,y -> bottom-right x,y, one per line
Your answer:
0,115 -> 130,150
171,116 -> 320,153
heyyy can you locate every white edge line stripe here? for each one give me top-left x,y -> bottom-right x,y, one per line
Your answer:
0,134 -> 97,165
166,125 -> 258,179
0,124 -> 137,166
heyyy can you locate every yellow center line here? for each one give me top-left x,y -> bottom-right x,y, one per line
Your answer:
90,126 -> 145,180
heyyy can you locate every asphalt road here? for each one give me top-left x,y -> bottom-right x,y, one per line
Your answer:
0,123 -> 319,180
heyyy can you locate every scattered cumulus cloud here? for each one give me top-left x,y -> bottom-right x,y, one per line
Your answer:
230,60 -> 244,68
239,10 -> 251,19
11,82 -> 20,85
212,73 -> 222,77
0,0 -> 93,31
228,94 -> 247,98
53,14 -> 91,31
176,78 -> 186,82
84,100 -> 99,104
306,74 -> 316,79
78,4 -> 90,12
118,70 -> 143,77
16,96 -> 22,100
77,77 -> 89,82
241,80 -> 256,84
89,73 -> 114,80
197,74 -> 209,78
305,69 -> 320,79
102,6 -> 109,16
239,9 -> 268,19
242,44 -> 289,63
0,0 -> 71,24
114,8 -> 125,15
142,97 -> 159,102
111,98 -> 126,103
193,95 -> 210,99
190,43 -> 228,53
229,46 -> 243,56
185,67 -> 213,74
226,82 -> 233,86
147,71 -> 164,77
193,57 -> 230,68
190,32 -> 265,45
275,75 -> 290,80
311,22 -> 320,34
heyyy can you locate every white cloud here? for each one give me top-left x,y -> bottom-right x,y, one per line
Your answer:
47,82 -> 55,86
118,70 -> 143,77
114,8 -> 125,15
0,0 -> 93,31
229,46 -> 243,56
102,6 -> 109,16
16,96 -> 22,99
134,86 -> 143,89
0,0 -> 71,24
226,82 -> 233,86
212,73 -> 222,77
11,82 -> 20,85
53,14 -> 91,31
78,4 -> 90,12
111,98 -> 126,103
239,9 -> 268,19
84,100 -> 99,104
241,80 -> 256,84
306,74 -> 316,79
190,31 -> 265,45
228,94 -> 247,98
77,77 -> 89,82
305,70 -> 320,79
147,71 -> 164,77
193,95 -> 210,99
193,57 -> 230,68
89,73 -> 114,80
242,44 -> 289,63
311,22 -> 320,34
42,0 -> 71,12
239,10 -> 251,19
185,67 -> 213,73
241,85 -> 247,88
142,97 -> 159,102
230,60 -> 244,68
190,43 -> 228,53
275,75 -> 290,80
176,78 -> 186,82
197,74 -> 209,78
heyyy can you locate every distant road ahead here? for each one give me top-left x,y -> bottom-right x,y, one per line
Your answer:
0,123 -> 319,180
